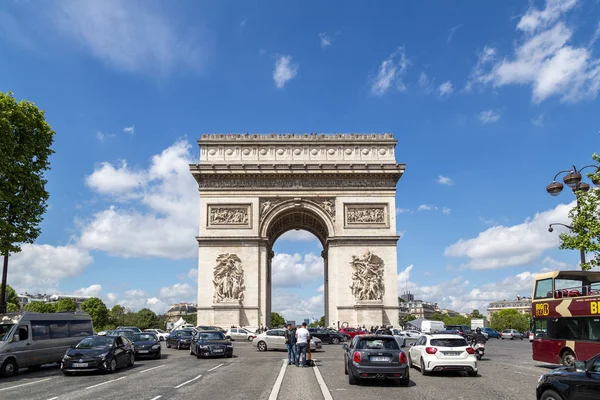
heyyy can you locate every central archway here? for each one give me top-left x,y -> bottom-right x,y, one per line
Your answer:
260,199 -> 333,326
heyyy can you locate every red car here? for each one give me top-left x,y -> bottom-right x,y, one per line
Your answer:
339,327 -> 367,338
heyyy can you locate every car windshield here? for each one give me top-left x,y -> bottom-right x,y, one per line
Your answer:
132,333 -> 157,342
0,324 -> 15,341
178,331 -> 193,337
357,338 -> 399,350
430,338 -> 468,347
76,336 -> 113,349
114,330 -> 134,338
198,332 -> 225,340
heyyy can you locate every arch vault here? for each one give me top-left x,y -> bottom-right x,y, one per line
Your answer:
190,133 -> 405,328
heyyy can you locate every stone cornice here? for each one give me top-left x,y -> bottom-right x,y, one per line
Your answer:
327,236 -> 401,246
190,163 -> 406,173
199,133 -> 397,143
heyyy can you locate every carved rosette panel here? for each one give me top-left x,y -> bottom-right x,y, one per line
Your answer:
207,204 -> 252,228
213,253 -> 245,303
349,250 -> 385,301
344,203 -> 389,228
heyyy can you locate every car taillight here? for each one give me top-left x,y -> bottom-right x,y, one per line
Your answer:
425,347 -> 437,354
466,347 -> 475,354
399,352 -> 407,363
353,351 -> 361,363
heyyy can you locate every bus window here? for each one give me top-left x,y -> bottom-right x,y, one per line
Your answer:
589,318 -> 600,340
535,278 -> 553,299
18,325 -> 29,341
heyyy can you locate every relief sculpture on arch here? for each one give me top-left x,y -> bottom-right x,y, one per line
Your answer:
349,250 -> 385,301
213,253 -> 245,303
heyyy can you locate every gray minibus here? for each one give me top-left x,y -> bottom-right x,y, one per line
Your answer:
0,312 -> 94,377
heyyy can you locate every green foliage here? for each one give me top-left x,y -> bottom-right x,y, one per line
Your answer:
309,316 -> 326,327
489,309 -> 530,332
559,153 -> 600,270
6,285 -> 19,307
182,314 -> 197,327
7,302 -> 19,312
54,298 -> 77,312
429,312 -> 471,326
24,301 -> 55,313
81,297 -> 109,329
470,309 -> 485,319
135,308 -> 159,330
270,312 -> 285,327
109,304 -> 127,327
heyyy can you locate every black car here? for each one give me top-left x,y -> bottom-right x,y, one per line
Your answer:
61,335 -> 135,375
190,330 -> 233,358
342,334 -> 410,386
446,325 -> 474,341
131,332 -> 161,359
328,328 -> 351,341
308,328 -> 344,344
166,330 -> 194,349
112,329 -> 136,339
537,353 -> 600,400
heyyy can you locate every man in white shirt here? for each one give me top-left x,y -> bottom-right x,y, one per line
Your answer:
295,322 -> 310,367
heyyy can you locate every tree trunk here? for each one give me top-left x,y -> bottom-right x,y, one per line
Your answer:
0,253 -> 9,313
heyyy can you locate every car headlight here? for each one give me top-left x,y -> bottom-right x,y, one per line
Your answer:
152,344 -> 160,349
97,351 -> 110,359
199,345 -> 209,349
226,343 -> 233,348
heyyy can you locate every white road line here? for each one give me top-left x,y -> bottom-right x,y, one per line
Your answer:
207,363 -> 224,372
149,396 -> 162,400
139,364 -> 166,374
0,377 -> 52,391
46,397 -> 59,400
268,360 -> 287,400
174,374 -> 202,389
313,364 -> 333,400
85,376 -> 126,390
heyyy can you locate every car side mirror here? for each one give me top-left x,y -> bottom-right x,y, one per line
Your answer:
342,344 -> 348,350
574,360 -> 587,372
70,344 -> 76,349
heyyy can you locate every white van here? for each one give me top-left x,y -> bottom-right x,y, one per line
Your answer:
420,320 -> 445,333
0,312 -> 94,377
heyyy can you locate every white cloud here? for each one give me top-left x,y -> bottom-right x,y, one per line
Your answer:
417,204 -> 434,211
370,48 -> 409,96
396,207 -> 410,214
447,24 -> 463,43
277,230 -> 320,243
271,253 -> 323,287
439,80 -> 454,97
467,0 -> 600,103
479,109 -> 500,124
96,131 -> 115,142
442,207 -> 451,215
273,55 -> 298,88
158,283 -> 196,301
123,125 -> 134,135
79,140 -> 199,259
50,0 -> 207,76
479,217 -> 497,226
444,201 -> 575,270
532,114 -> 545,127
73,284 -> 102,297
418,72 -> 434,94
187,268 -> 198,279
465,46 -> 497,91
319,32 -> 332,48
590,21 -> 600,48
7,244 -> 93,294
271,288 -> 324,324
437,175 -> 454,185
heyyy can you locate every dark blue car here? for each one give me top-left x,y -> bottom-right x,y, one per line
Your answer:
481,327 -> 500,338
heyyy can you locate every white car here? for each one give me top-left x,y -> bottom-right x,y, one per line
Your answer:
226,327 -> 257,341
144,329 -> 169,341
252,329 -> 321,351
407,334 -> 477,376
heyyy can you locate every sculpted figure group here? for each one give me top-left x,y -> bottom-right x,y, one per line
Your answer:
213,253 -> 245,303
349,250 -> 385,301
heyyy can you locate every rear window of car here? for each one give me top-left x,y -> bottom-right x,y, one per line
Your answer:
357,338 -> 399,350
430,338 -> 468,347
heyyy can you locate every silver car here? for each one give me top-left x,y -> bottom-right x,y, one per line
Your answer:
252,329 -> 320,351
501,329 -> 524,340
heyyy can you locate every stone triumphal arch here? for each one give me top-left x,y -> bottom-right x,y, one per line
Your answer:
190,133 -> 405,328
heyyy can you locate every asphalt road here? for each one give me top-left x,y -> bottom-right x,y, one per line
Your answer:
0,337 -> 556,400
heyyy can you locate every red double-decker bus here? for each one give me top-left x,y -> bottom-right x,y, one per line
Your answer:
531,270 -> 600,366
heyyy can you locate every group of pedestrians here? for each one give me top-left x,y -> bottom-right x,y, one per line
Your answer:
284,322 -> 311,367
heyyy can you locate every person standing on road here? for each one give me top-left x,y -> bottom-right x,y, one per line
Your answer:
295,322 -> 310,367
285,324 -> 297,365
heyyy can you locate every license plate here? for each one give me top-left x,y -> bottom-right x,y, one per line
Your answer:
72,363 -> 88,367
138,350 -> 149,353
444,352 -> 461,356
213,349 -> 223,353
370,356 -> 390,362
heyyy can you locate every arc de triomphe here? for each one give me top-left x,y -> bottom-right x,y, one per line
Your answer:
190,133 -> 405,328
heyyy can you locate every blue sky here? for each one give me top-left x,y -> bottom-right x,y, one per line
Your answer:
1,0 -> 599,322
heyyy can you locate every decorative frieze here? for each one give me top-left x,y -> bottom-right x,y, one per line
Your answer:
213,253 -> 245,303
259,197 -> 335,221
197,175 -> 399,190
349,250 -> 385,301
207,204 -> 252,228
344,203 -> 389,228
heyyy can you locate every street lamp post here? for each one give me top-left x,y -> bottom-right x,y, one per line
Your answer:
546,164 -> 600,268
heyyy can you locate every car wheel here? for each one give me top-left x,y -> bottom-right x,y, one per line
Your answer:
468,370 -> 477,377
348,369 -> 357,385
62,370 -> 74,376
420,358 -> 429,376
561,349 -> 576,367
227,353 -> 233,358
344,361 -> 348,375
155,352 -> 161,360
501,337 -> 504,340
127,353 -> 135,367
520,337 -> 523,340
257,341 -> 267,351
540,389 -> 563,400
108,358 -> 117,373
1,359 -> 17,378
398,373 -> 410,386
407,352 -> 413,368
166,341 -> 171,348
247,336 -> 253,341
177,342 -> 181,350
332,338 -> 340,345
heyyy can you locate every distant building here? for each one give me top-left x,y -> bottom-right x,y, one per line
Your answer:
18,292 -> 91,309
166,302 -> 198,322
487,297 -> 532,320
303,318 -> 310,326
439,308 -> 460,317
287,320 -> 296,327
400,291 -> 414,302
399,300 -> 436,319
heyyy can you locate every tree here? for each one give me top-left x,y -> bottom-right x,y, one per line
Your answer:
490,309 -> 530,332
4,284 -> 19,310
182,314 -> 197,327
81,297 -> 109,329
24,301 -> 55,313
135,308 -> 160,330
0,91 -> 55,313
270,312 -> 285,327
559,153 -> 600,270
470,309 -> 485,319
109,305 -> 127,327
54,298 -> 77,312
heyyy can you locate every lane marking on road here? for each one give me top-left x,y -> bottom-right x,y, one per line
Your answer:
207,363 -> 224,372
149,396 -> 162,400
174,374 -> 202,389
138,364 -> 166,374
85,376 -> 126,390
46,397 -> 59,400
0,377 -> 52,391
268,360 -> 287,400
313,364 -> 333,400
